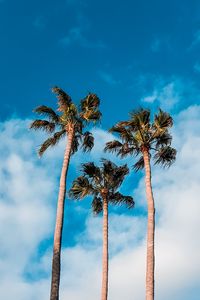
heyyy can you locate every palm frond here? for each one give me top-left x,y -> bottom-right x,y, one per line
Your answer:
130,108 -> 150,129
30,120 -> 55,133
33,105 -> 59,123
154,146 -> 176,167
153,109 -> 173,131
104,140 -> 123,154
154,132 -> 172,148
69,176 -> 94,199
52,86 -> 72,112
81,93 -> 100,111
92,196 -> 103,215
38,129 -> 66,156
119,144 -> 139,158
82,131 -> 94,152
109,125 -> 133,142
71,134 -> 81,155
109,192 -> 134,208
101,159 -> 117,175
80,93 -> 101,122
75,118 -> 83,134
111,164 -> 129,190
80,110 -> 102,122
81,162 -> 101,179
133,156 -> 144,171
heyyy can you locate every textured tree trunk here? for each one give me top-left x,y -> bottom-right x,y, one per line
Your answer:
143,149 -> 155,300
101,195 -> 109,300
50,125 -> 75,300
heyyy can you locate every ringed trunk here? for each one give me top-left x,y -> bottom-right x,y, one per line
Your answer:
101,194 -> 109,300
143,149 -> 155,300
50,125 -> 75,300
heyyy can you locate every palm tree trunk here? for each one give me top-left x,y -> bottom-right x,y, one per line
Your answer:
101,195 -> 109,300
50,125 -> 75,300
143,149 -> 155,300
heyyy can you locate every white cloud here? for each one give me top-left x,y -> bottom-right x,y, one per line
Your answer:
141,80 -> 181,110
0,106 -> 200,299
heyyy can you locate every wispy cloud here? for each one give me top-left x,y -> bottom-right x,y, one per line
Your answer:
60,26 -> 105,48
141,80 -> 180,110
189,29 -> 200,49
33,16 -> 46,30
140,77 -> 200,111
194,62 -> 200,73
98,71 -> 120,86
151,38 -> 161,52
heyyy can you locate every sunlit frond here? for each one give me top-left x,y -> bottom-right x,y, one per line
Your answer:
81,93 -> 100,111
69,176 -> 94,199
130,108 -> 150,128
30,120 -> 55,133
33,105 -> 59,123
153,108 -> 173,132
52,86 -> 72,112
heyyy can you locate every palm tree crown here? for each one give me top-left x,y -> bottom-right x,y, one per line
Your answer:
30,87 -> 101,156
105,108 -> 176,169
69,159 -> 134,212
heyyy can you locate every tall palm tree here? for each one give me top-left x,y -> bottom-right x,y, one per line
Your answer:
30,87 -> 101,300
105,108 -> 176,300
69,159 -> 134,300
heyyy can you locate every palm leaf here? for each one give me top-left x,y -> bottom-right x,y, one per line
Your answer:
154,132 -> 172,148
81,93 -> 100,111
33,105 -> 59,123
154,146 -> 176,167
133,156 -> 144,171
80,110 -> 102,122
30,120 -> 55,133
92,196 -> 103,214
81,162 -> 101,179
52,86 -> 72,112
71,134 -> 81,155
109,192 -> 134,208
130,108 -> 150,128
69,176 -> 94,199
153,109 -> 173,131
38,129 -> 66,156
104,140 -> 123,154
82,131 -> 94,152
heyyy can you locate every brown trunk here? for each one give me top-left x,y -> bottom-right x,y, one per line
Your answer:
143,149 -> 155,300
101,194 -> 109,300
50,125 -> 75,300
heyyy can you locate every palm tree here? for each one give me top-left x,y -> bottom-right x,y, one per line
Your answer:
30,87 -> 101,300
69,159 -> 134,300
105,108 -> 176,300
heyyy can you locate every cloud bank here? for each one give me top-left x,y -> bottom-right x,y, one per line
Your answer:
0,105 -> 200,299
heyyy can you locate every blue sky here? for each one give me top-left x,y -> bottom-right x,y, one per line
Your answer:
1,0 -> 200,122
0,1 -> 200,299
